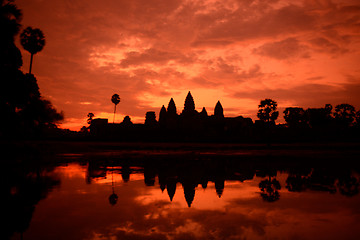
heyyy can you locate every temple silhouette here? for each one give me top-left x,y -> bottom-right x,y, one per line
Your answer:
90,91 -> 253,141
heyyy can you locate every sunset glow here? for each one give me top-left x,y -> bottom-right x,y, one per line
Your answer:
15,0 -> 360,130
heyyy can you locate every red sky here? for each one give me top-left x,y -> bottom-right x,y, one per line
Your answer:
15,0 -> 360,130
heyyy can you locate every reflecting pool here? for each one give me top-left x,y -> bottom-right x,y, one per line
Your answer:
5,143 -> 360,240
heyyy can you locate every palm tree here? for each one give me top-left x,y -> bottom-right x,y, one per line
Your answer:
20,26 -> 45,74
111,94 -> 120,123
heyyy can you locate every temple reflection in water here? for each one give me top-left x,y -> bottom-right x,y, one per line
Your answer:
85,153 -> 360,207
5,146 -> 360,240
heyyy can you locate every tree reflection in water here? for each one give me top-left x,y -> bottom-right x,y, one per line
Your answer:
259,177 -> 281,202
83,154 -> 360,206
3,153 -> 60,239
5,149 -> 360,239
108,166 -> 118,206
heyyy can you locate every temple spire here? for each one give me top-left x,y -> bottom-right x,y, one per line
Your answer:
214,101 -> 224,118
184,91 -> 195,112
167,98 -> 177,115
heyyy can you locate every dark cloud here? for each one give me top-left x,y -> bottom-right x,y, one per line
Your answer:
193,4 -> 315,46
309,37 -> 348,55
253,38 -> 310,60
306,76 -> 324,81
120,48 -> 196,68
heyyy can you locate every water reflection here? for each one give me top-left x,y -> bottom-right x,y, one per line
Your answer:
4,155 -> 60,240
84,155 -> 360,207
6,150 -> 360,240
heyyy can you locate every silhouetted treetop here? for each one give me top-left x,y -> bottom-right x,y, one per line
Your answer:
1,0 -> 23,69
87,112 -> 94,125
356,110 -> 360,126
334,104 -> 356,127
307,104 -> 333,128
259,177 -> 281,202
20,27 -> 45,54
111,93 -> 120,123
257,99 -> 279,123
20,27 -> 45,74
111,94 -> 120,105
0,0 -> 22,43
284,107 -> 306,127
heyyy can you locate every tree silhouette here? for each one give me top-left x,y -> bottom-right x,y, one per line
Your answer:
306,104 -> 333,128
111,94 -> 120,123
338,175 -> 359,197
1,0 -> 22,56
283,107 -> 306,127
286,175 -> 308,192
87,112 -> 94,125
20,27 -> 45,74
259,176 -> 281,202
1,2 -> 63,137
334,104 -> 356,127
257,99 -> 279,123
356,110 -> 360,127
1,0 -> 23,136
108,167 -> 118,206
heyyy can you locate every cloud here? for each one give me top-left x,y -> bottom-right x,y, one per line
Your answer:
309,37 -> 348,55
119,48 -> 196,68
15,0 -> 360,130
231,82 -> 360,108
253,38 -> 310,60
193,4 -> 315,46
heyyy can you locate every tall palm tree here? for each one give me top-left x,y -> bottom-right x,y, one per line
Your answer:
20,26 -> 45,74
111,94 -> 120,123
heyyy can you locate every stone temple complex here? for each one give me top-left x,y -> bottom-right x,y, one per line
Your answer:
90,91 -> 253,140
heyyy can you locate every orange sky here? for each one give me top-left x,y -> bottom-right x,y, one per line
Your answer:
15,0 -> 360,130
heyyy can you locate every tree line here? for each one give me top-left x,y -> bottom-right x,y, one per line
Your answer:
257,98 -> 360,128
1,0 -> 63,138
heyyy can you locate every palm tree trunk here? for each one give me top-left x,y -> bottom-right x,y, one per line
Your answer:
113,105 -> 116,123
29,53 -> 34,74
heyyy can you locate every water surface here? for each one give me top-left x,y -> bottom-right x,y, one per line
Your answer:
6,144 -> 360,240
